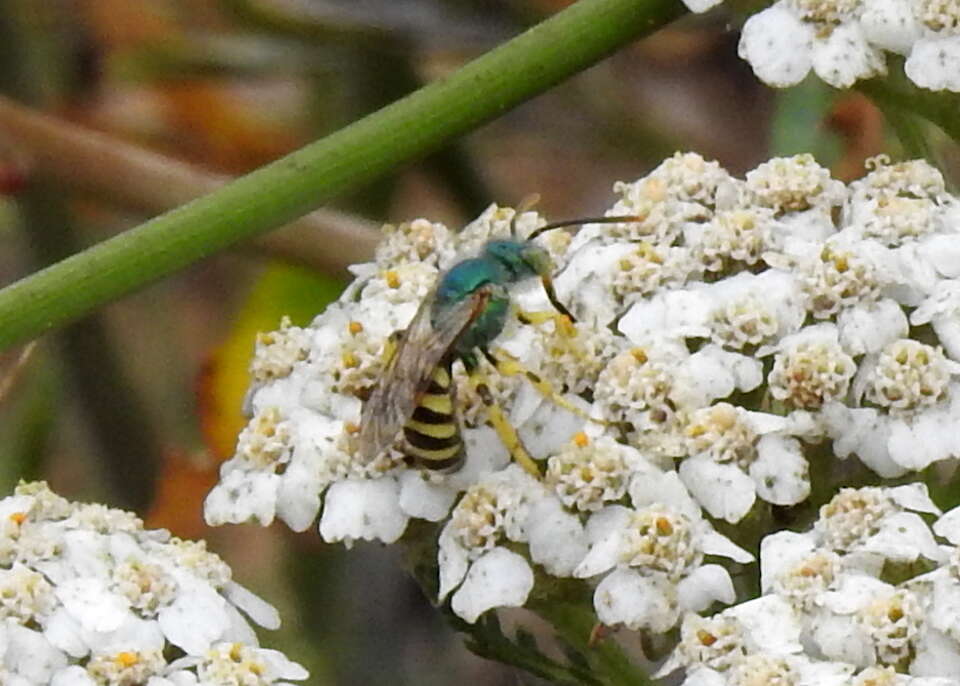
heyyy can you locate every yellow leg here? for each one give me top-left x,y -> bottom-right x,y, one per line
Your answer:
469,370 -> 541,477
515,308 -> 570,327
485,347 -> 608,426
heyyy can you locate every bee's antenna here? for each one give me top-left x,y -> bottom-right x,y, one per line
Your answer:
540,274 -> 574,320
528,215 -> 641,241
510,194 -> 542,237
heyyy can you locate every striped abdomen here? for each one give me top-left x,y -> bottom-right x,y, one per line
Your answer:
404,363 -> 464,472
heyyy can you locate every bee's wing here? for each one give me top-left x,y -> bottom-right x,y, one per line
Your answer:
357,284 -> 493,461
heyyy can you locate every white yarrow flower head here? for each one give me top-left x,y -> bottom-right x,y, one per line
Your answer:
668,480 -> 960,680
738,0 -> 960,92
574,472 -> 752,632
206,152 -> 960,638
726,482 -> 960,676
0,481 -> 306,685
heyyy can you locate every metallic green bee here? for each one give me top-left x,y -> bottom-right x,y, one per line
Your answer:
357,213 -> 633,474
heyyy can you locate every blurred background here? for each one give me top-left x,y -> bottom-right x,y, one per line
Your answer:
0,0 -> 919,683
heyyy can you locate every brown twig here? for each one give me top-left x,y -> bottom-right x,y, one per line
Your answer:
0,340 -> 37,405
0,95 -> 379,275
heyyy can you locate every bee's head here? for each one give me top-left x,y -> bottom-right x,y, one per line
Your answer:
483,239 -> 571,319
483,239 -> 553,282
480,209 -> 639,320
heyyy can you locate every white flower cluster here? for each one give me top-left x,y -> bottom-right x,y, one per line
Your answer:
739,0 -> 960,91
0,482 -> 306,686
206,152 -> 960,643
662,483 -> 960,683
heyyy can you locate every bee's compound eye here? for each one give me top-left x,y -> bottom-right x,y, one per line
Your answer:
522,244 -> 553,277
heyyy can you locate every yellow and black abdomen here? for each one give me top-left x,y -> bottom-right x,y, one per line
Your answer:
403,363 -> 464,472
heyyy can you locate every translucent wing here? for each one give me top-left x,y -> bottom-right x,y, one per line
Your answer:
357,284 -> 494,461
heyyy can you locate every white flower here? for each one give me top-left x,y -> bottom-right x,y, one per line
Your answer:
0,482 -> 305,685
845,157 -> 951,248
693,207 -> 777,273
679,404 -> 808,522
746,154 -> 847,216
704,271 -> 806,351
203,154 -> 960,669
812,577 -> 925,668
166,642 -> 309,686
208,153 -> 960,539
574,492 -> 751,631
318,477 -> 409,546
737,0 -> 960,92
905,34 -> 960,91
721,481 -> 960,678
657,595 -> 807,679
610,242 -> 697,309
449,548 -> 534,624
602,152 -> 734,246
249,317 -> 310,385
758,485 -> 943,603
904,0 -> 960,91
912,283 -> 960,361
824,340 -> 960,473
861,340 -> 957,412
746,0 -> 881,90
738,5 -> 816,87
815,485 -> 943,562
522,313 -> 622,395
375,218 -> 456,268
437,466 -> 584,622
860,0 -> 922,53
768,324 -> 857,409
545,433 -> 636,512
553,244 -> 621,325
768,234 -> 888,320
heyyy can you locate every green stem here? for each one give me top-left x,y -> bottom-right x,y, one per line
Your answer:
531,600 -> 653,686
0,0 -> 682,351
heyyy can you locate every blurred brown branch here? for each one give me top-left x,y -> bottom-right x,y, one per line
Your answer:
0,341 -> 37,405
0,95 -> 379,275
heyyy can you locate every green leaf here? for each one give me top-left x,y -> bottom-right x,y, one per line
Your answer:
769,74 -> 840,164
858,57 -> 960,170
456,612 -> 603,686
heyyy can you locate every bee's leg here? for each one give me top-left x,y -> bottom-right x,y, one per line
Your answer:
463,355 -> 541,478
380,331 -> 402,363
515,308 -> 574,326
481,347 -> 607,426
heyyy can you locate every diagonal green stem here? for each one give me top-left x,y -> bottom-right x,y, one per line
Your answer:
0,0 -> 682,350
532,601 -> 654,686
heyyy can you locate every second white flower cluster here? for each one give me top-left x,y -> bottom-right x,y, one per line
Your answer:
205,152 -> 960,653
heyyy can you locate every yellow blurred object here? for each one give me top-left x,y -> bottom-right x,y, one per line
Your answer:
197,263 -> 344,462
144,449 -> 218,539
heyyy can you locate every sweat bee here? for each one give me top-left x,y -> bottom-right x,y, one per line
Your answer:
357,211 -> 634,474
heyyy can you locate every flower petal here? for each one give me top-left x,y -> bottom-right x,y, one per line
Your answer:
751,435 -> 810,506
738,6 -> 813,87
450,548 -> 533,624
319,477 -> 408,546
593,568 -> 678,632
811,22 -> 885,88
906,38 -> 960,92
526,497 -> 588,577
677,563 -> 735,612
679,457 -> 756,524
